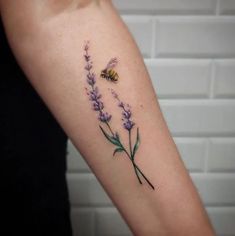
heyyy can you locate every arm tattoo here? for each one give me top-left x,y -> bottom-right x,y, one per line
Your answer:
83,41 -> 155,190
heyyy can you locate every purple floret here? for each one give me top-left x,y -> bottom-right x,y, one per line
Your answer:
122,110 -> 131,119
123,120 -> 135,131
87,73 -> 96,86
99,112 -> 112,122
121,107 -> 135,131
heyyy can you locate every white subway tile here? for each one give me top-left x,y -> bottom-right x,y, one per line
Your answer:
219,0 -> 235,15
67,140 -> 90,172
146,59 -> 211,98
123,16 -> 153,58
159,100 -> 235,136
67,173 -> 112,206
214,59 -> 235,98
113,0 -> 216,15
192,174 -> 235,205
208,138 -> 235,172
207,207 -> 235,235
71,208 -> 95,236
174,138 -> 206,172
155,17 -> 235,58
95,208 -> 132,236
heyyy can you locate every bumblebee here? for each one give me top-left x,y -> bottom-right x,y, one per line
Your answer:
100,58 -> 119,83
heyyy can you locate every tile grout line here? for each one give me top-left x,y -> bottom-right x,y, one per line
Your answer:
204,138 -> 210,173
151,17 -> 157,58
92,209 -> 96,236
93,208 -> 97,236
215,0 -> 221,16
209,59 -> 216,99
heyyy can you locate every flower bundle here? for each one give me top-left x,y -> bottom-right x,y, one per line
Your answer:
84,41 -> 154,190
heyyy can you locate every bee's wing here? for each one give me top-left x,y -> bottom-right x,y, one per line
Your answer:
105,58 -> 118,69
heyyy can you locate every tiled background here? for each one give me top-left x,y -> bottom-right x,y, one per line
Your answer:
66,0 -> 235,235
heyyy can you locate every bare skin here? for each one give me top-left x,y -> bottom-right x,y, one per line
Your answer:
0,1 -> 215,235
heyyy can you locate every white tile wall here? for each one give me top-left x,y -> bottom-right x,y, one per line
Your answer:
146,59 -> 211,98
67,173 -> 112,206
214,59 -> 235,98
71,208 -> 95,236
192,173 -> 235,206
113,0 -> 216,15
219,0 -> 235,15
122,16 -> 153,58
174,138 -> 207,172
160,100 -> 235,136
207,207 -> 235,235
208,138 -> 235,172
67,1 -> 235,235
67,140 -> 90,172
155,17 -> 235,58
95,208 -> 131,236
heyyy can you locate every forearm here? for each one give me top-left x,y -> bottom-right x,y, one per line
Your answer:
1,1 -> 215,235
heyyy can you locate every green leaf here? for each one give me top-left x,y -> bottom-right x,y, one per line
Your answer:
115,132 -> 120,141
132,127 -> 140,158
99,125 -> 121,146
113,147 -> 124,156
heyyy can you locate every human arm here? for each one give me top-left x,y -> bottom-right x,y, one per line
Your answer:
0,0 -> 215,235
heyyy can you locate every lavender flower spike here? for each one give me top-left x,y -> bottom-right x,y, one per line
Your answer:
111,89 -> 135,131
84,41 -> 112,124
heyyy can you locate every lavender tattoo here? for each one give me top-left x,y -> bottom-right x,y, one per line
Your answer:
84,42 -> 112,125
84,41 -> 155,190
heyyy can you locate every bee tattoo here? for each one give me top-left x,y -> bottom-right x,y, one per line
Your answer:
100,58 -> 119,83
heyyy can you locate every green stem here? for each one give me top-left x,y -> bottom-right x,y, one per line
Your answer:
129,130 -> 142,184
129,130 -> 132,157
105,123 -> 142,184
123,148 -> 143,185
132,162 -> 155,190
103,123 -> 154,189
105,122 -> 114,136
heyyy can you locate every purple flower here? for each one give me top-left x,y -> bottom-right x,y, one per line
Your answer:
84,54 -> 90,62
88,87 -> 101,101
84,41 -> 112,123
122,110 -> 131,119
87,73 -> 96,86
111,89 -> 135,131
85,63 -> 92,71
93,101 -> 104,111
99,112 -> 112,122
121,107 -> 135,131
123,120 -> 135,131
